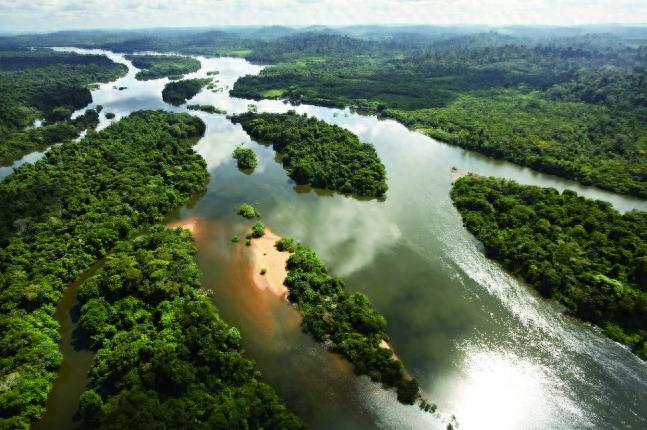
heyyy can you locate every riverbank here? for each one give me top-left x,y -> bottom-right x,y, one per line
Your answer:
246,227 -> 290,298
168,217 -> 198,234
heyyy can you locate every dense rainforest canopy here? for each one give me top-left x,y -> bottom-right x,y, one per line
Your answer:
76,226 -> 303,429
0,49 -> 126,161
0,111 -> 208,429
4,28 -> 646,196
229,33 -> 647,198
277,240 -> 421,405
0,24 -> 646,428
162,78 -> 211,106
231,111 -> 388,197
125,54 -> 200,80
451,176 -> 647,359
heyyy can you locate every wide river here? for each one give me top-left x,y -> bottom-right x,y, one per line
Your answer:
14,48 -> 646,430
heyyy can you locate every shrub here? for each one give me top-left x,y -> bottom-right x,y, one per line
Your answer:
232,146 -> 258,169
275,237 -> 297,253
251,222 -> 265,238
237,203 -> 260,218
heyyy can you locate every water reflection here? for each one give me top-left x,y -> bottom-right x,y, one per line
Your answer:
28,48 -> 647,430
0,149 -> 48,179
271,200 -> 401,277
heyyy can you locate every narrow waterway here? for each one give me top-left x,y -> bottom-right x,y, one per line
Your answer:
34,48 -> 647,430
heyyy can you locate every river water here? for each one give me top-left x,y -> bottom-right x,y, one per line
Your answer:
28,48 -> 647,430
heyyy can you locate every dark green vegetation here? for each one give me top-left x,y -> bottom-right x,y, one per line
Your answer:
229,33 -> 647,198
186,104 -> 227,114
451,176 -> 647,359
0,111 -> 208,428
275,237 -> 297,253
125,54 -> 200,80
251,222 -> 265,238
0,49 -> 126,161
232,146 -> 258,170
278,242 -> 420,404
161,78 -> 210,106
6,28 -> 647,196
76,227 -> 304,429
237,203 -> 260,219
231,111 -> 388,197
1,108 -> 101,163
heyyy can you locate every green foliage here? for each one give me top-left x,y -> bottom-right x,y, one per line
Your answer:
231,235 -> 240,243
0,49 -> 126,160
231,111 -> 388,197
388,90 -> 647,197
451,176 -> 647,360
125,54 -> 200,80
186,104 -> 227,114
0,111 -> 208,428
280,243 -> 420,404
237,203 -> 260,218
104,112 -> 115,119
251,222 -> 265,238
75,227 -> 304,429
161,78 -> 210,106
230,37 -> 647,197
275,237 -> 297,253
232,146 -> 258,170
0,108 -> 101,162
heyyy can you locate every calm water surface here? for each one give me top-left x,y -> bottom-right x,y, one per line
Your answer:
31,48 -> 647,430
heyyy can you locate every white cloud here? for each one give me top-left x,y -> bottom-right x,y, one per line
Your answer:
1,0 -> 646,32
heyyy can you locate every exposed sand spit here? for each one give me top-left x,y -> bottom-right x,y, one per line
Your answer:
247,228 -> 289,298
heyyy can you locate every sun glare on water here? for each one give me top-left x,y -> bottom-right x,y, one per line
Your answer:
450,348 -> 582,430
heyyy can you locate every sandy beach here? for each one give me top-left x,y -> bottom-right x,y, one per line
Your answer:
247,228 -> 290,298
168,217 -> 199,234
450,168 -> 470,182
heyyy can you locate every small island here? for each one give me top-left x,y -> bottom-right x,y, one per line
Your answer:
186,104 -> 227,114
232,146 -> 258,170
231,111 -> 387,198
237,203 -> 261,218
451,175 -> 647,360
126,54 -> 201,80
273,238 -> 422,405
162,78 -> 210,106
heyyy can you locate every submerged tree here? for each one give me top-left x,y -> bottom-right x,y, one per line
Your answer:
232,146 -> 258,170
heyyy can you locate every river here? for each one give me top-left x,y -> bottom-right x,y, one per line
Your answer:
28,48 -> 647,430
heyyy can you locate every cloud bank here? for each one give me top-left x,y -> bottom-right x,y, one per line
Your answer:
1,0 -> 646,33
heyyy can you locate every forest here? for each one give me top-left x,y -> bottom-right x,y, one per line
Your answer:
451,175 -> 647,359
162,78 -> 211,106
231,111 -> 388,197
125,54 -> 201,80
277,240 -> 421,405
3,29 -> 646,197
230,33 -> 647,198
0,111 -> 208,429
75,226 -> 303,429
0,49 -> 126,161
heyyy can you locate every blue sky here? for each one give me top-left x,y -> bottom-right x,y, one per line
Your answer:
1,0 -> 646,33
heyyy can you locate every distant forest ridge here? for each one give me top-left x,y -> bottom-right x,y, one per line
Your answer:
4,25 -> 645,197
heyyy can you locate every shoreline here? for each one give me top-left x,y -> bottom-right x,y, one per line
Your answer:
450,168 -> 470,183
247,228 -> 290,299
168,217 -> 198,234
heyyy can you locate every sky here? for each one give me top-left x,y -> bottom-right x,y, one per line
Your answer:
1,0 -> 646,33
